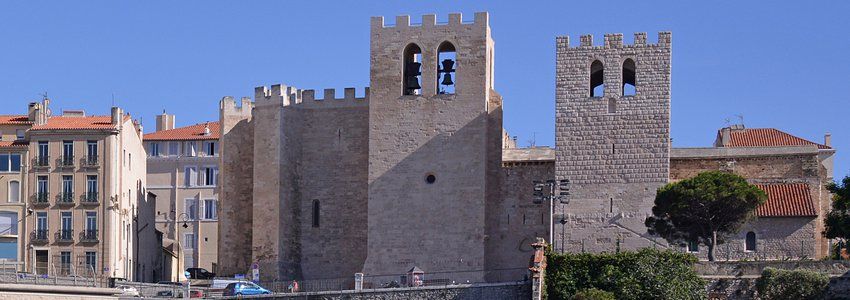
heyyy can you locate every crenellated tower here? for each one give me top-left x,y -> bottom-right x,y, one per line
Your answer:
364,12 -> 502,279
554,32 -> 672,253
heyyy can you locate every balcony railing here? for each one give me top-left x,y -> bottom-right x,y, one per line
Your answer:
81,155 -> 99,168
58,156 -> 74,167
80,229 -> 98,242
81,192 -> 99,205
33,156 -> 50,168
57,193 -> 75,205
57,229 -> 74,242
31,229 -> 49,242
32,193 -> 50,205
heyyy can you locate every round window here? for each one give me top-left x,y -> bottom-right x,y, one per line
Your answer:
425,174 -> 436,184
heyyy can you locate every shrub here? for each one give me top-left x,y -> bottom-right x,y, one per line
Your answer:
755,268 -> 829,300
545,248 -> 705,300
571,288 -> 615,300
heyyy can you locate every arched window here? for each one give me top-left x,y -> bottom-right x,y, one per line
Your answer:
590,60 -> 604,97
403,43 -> 423,95
745,231 -> 756,252
622,58 -> 636,96
312,200 -> 320,228
8,181 -> 19,203
437,41 -> 457,94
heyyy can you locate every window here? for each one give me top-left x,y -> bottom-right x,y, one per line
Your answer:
62,175 -> 73,198
437,41 -> 457,94
312,200 -> 320,228
15,129 -> 24,140
86,212 -> 97,231
590,60 -> 604,97
85,252 -> 96,270
687,240 -> 699,253
8,181 -> 20,203
403,43 -> 423,95
204,141 -> 216,156
36,212 -> 47,231
38,141 -> 48,160
185,141 -> 196,157
184,167 -> 197,187
60,251 -> 71,273
0,153 -> 20,172
202,167 -> 218,186
61,212 -> 72,231
608,98 -> 617,114
168,142 -> 179,157
0,211 -> 18,236
745,231 -> 757,252
203,199 -> 217,220
185,199 -> 198,220
86,175 -> 98,197
622,58 -> 636,96
87,141 -> 97,158
0,237 -> 16,260
37,176 -> 48,197
184,233 -> 195,249
62,141 -> 73,160
150,142 -> 160,157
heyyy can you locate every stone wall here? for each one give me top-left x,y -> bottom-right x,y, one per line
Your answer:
699,261 -> 850,300
217,97 -> 254,276
223,282 -> 531,300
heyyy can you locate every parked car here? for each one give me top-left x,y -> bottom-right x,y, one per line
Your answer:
223,282 -> 272,296
157,281 -> 183,286
186,267 -> 216,279
116,285 -> 140,297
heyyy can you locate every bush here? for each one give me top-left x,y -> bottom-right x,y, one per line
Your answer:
571,288 -> 615,300
545,248 -> 705,300
755,268 -> 829,300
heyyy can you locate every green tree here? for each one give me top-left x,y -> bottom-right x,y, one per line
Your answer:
645,171 -> 767,261
755,268 -> 829,300
824,176 -> 850,253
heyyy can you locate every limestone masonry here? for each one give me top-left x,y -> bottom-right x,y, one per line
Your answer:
217,12 -> 836,283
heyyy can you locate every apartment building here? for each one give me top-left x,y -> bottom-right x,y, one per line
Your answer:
145,112 -> 219,275
0,98 -> 152,281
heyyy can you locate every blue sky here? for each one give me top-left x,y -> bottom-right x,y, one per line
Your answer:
0,1 -> 847,180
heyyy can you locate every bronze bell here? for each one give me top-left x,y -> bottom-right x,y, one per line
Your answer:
440,59 -> 455,73
406,62 -> 422,76
441,73 -> 453,86
406,77 -> 421,90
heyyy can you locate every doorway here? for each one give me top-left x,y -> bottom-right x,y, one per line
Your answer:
35,249 -> 48,275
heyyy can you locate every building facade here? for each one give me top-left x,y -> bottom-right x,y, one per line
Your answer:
0,99 -> 151,280
144,112 -> 219,276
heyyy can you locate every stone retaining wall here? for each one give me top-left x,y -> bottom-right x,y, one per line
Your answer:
220,282 -> 530,300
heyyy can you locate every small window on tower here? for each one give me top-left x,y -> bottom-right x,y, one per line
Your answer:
437,41 -> 456,95
623,58 -> 636,96
590,60 -> 604,97
403,43 -> 423,96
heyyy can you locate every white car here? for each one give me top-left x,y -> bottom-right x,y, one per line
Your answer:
116,285 -> 140,297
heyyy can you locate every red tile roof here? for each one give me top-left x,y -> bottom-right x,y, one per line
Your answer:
144,122 -> 219,141
0,115 -> 32,125
29,116 -> 119,131
0,141 -> 28,149
728,128 -> 831,149
754,183 -> 818,217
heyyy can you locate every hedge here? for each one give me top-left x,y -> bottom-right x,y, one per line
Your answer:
755,268 -> 829,300
545,248 -> 705,300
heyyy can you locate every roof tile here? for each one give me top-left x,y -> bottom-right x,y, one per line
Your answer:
144,122 -> 219,141
0,115 -> 32,125
728,128 -> 830,149
754,183 -> 818,217
30,116 -> 118,131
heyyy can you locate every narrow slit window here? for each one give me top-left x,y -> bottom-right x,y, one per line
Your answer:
312,200 -> 320,228
623,58 -> 636,96
608,98 -> 617,113
403,43 -> 423,95
437,41 -> 456,94
590,60 -> 604,97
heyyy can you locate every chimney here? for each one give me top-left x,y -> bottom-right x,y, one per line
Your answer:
825,132 -> 832,147
28,102 -> 39,122
156,110 -> 176,131
716,127 -> 732,147
203,123 -> 211,136
111,107 -> 122,125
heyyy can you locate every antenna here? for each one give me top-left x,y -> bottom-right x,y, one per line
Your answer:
39,92 -> 48,100
735,114 -> 745,126
111,93 -> 115,107
528,132 -> 537,148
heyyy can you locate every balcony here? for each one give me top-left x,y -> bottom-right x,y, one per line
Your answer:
58,156 -> 74,168
81,192 -> 99,205
31,229 -> 49,243
81,155 -> 99,168
56,229 -> 74,243
32,156 -> 50,168
32,193 -> 50,206
57,193 -> 75,206
80,229 -> 98,243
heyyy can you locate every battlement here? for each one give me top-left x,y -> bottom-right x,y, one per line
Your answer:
371,12 -> 488,30
556,32 -> 671,49
220,96 -> 253,116
254,84 -> 369,109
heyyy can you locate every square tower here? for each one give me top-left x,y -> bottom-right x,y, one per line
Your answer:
364,13 -> 502,278
555,33 -> 672,253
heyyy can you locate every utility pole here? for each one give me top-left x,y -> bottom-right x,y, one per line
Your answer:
533,179 -> 570,250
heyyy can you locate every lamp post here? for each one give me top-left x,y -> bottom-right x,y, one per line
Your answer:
533,179 -> 570,251
170,212 -> 189,283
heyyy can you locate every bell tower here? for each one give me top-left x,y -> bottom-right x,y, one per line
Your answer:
364,12 -> 501,279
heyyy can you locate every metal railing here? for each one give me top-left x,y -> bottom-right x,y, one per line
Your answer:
82,192 -> 99,204
81,155 -> 99,167
32,193 -> 49,205
80,229 -> 98,242
33,156 -> 50,167
58,156 -> 74,167
57,229 -> 74,242
31,229 -> 49,243
57,192 -> 74,205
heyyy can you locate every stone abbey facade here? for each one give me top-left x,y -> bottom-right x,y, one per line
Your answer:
217,12 -> 836,282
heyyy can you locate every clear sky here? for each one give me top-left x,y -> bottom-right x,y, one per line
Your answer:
1,1 -> 847,180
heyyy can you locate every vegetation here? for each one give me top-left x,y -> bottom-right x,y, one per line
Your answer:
570,288 -> 615,300
645,171 -> 767,261
755,268 -> 829,300
824,176 -> 850,257
545,248 -> 705,300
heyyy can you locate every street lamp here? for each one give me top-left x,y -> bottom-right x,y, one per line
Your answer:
533,179 -> 570,251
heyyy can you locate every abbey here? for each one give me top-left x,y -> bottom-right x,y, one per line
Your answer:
216,12 -> 835,282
